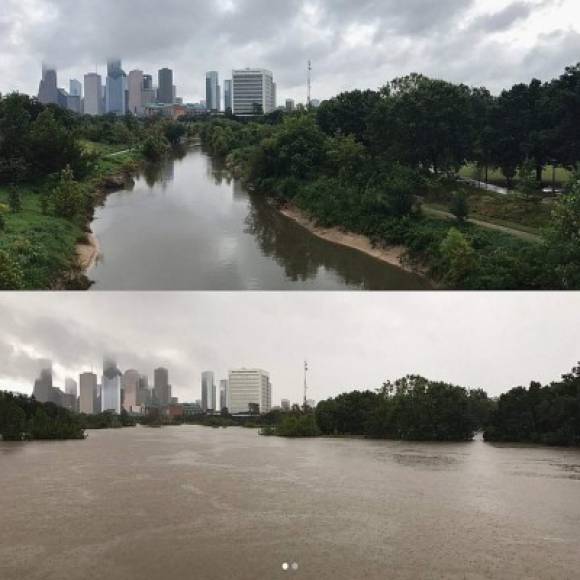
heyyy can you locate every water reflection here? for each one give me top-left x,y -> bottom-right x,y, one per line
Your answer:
89,145 -> 430,290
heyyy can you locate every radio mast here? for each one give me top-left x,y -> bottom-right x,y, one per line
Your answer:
307,60 -> 312,109
303,360 -> 308,408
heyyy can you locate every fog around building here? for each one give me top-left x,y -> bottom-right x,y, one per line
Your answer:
1,0 -> 580,102
0,293 -> 579,405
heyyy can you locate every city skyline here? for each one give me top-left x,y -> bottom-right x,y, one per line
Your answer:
2,1 -> 580,103
1,293 -> 580,404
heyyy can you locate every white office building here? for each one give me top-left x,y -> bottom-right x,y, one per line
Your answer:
232,69 -> 276,116
228,369 -> 272,415
84,73 -> 103,116
79,372 -> 97,414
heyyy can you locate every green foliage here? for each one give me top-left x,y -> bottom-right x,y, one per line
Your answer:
316,377 -> 482,441
8,186 -> 22,213
0,391 -> 85,441
450,191 -> 469,222
141,131 -> 169,161
484,367 -> 580,446
0,248 -> 25,289
51,166 -> 85,220
269,414 -> 320,437
439,228 -> 477,286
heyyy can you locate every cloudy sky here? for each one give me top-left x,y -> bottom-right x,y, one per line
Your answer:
1,0 -> 580,103
0,292 -> 579,404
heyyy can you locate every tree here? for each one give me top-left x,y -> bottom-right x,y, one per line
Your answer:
517,160 -> 540,199
439,228 -> 477,287
450,191 -> 469,222
0,400 -> 26,440
51,166 -> 85,220
8,186 -> 22,213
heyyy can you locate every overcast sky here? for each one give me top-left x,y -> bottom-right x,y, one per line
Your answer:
0,293 -> 578,404
1,0 -> 580,103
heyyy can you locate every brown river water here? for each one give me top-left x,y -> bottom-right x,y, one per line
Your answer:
1,426 -> 579,580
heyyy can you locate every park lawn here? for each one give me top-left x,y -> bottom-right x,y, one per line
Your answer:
424,178 -> 553,232
458,163 -> 572,188
79,139 -> 134,156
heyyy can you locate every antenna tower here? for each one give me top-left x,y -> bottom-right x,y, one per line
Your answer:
303,360 -> 308,408
307,60 -> 312,108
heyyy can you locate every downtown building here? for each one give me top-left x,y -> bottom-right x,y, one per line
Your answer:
153,367 -> 171,407
223,79 -> 232,112
84,73 -> 104,116
101,357 -> 122,414
105,59 -> 127,116
232,69 -> 276,116
201,371 -> 216,412
158,68 -> 174,104
205,71 -> 221,112
227,369 -> 272,415
79,372 -> 98,414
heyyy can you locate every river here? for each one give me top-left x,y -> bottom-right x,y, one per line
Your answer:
1,426 -> 579,580
87,144 -> 429,290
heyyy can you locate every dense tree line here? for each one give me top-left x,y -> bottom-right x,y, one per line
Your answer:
0,391 -> 85,440
196,63 -> 580,290
484,367 -> 580,446
315,377 -> 492,441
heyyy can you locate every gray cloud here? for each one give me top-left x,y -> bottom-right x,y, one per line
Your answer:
0,293 -> 579,404
0,0 -> 578,101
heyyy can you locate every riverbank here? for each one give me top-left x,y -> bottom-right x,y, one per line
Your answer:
279,204 -> 433,284
75,231 -> 100,272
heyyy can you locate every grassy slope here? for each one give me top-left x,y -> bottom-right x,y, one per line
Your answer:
0,144 -> 139,289
458,163 -> 572,188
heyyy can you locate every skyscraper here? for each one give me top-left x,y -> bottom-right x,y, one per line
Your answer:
232,69 -> 276,116
201,371 -> 216,412
219,379 -> 228,411
79,372 -> 97,414
69,79 -> 82,97
206,71 -> 221,112
228,369 -> 272,414
158,68 -> 174,104
127,70 -> 144,116
224,79 -> 232,112
122,369 -> 140,412
105,59 -> 127,115
38,65 -> 59,105
84,73 -> 103,116
285,99 -> 295,112
137,374 -> 151,406
33,359 -> 53,403
101,357 -> 121,414
154,367 -> 171,406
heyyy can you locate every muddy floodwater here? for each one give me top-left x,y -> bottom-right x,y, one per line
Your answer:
1,426 -> 579,580
88,144 -> 429,290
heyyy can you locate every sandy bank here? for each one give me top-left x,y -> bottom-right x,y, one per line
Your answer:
76,231 -> 100,272
280,205 -> 430,281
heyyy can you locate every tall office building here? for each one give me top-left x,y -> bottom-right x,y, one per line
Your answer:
219,379 -> 228,411
79,372 -> 97,414
101,357 -> 121,414
158,68 -> 174,104
281,399 -> 291,411
84,73 -> 103,116
201,371 -> 216,412
63,378 -> 78,411
232,69 -> 276,116
38,65 -> 59,105
69,79 -> 82,97
285,99 -> 295,112
105,59 -> 127,115
142,74 -> 157,108
122,369 -> 140,412
127,70 -> 144,116
205,71 -> 221,112
224,79 -> 232,112
32,359 -> 53,403
228,369 -> 272,415
137,374 -> 151,406
154,367 -> 171,406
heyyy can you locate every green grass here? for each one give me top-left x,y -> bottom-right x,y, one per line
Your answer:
0,184 -> 84,289
0,146 -> 141,289
79,139 -> 134,156
458,163 -> 572,188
